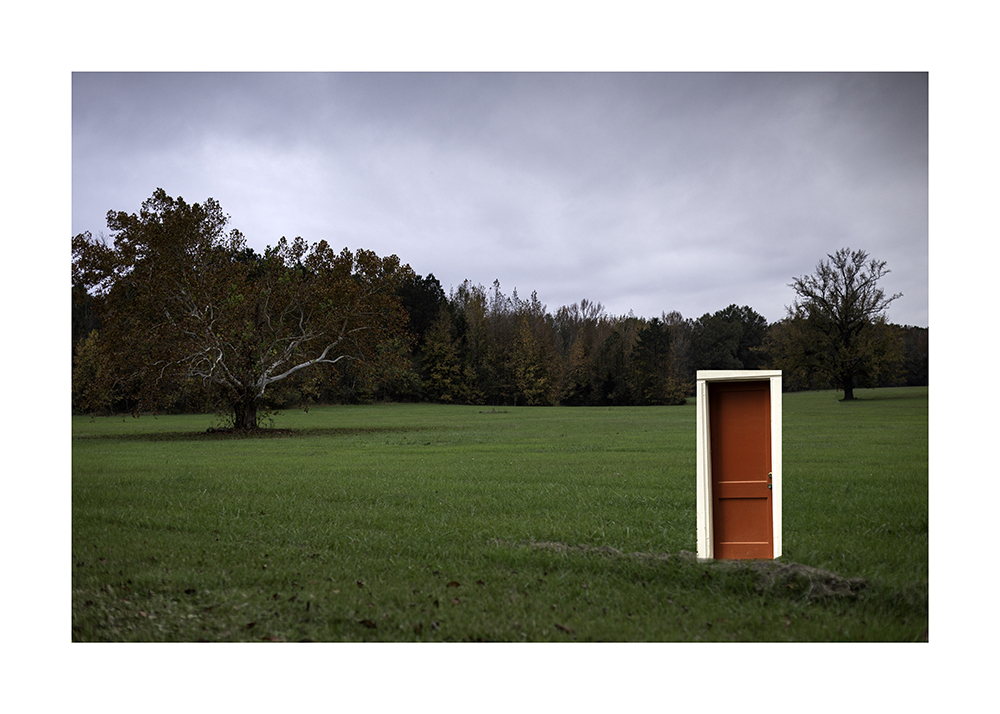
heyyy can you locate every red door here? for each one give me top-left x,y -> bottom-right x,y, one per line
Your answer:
708,381 -> 773,559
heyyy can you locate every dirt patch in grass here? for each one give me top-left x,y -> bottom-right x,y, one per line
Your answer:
502,539 -> 867,601
739,559 -> 868,600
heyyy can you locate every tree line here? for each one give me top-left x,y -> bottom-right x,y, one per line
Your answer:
381,274 -> 926,406
72,190 -> 928,427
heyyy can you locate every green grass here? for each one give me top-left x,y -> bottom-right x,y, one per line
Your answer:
72,387 -> 928,641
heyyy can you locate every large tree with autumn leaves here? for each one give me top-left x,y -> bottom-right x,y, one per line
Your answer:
72,189 -> 413,429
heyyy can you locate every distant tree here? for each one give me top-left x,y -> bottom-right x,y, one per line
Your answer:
661,311 -> 694,388
716,304 -> 769,369
561,339 -> 590,406
592,316 -> 643,405
72,189 -> 413,429
691,311 -> 742,371
383,271 -> 448,401
449,280 -> 489,404
552,299 -> 614,405
420,307 -> 463,403
900,325 -> 929,387
397,272 -> 446,350
770,248 -> 904,400
764,317 -> 841,392
690,305 -> 769,373
72,283 -> 102,364
509,316 -> 546,405
514,291 -> 564,405
632,317 -> 687,405
72,329 -> 113,413
484,280 -> 518,404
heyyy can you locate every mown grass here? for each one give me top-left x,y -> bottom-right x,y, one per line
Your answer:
72,387 -> 927,641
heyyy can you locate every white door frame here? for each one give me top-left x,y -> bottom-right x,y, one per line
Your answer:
695,370 -> 782,560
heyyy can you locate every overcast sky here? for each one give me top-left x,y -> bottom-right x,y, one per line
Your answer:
72,72 -> 928,326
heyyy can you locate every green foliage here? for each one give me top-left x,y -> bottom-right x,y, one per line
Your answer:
511,316 -> 548,405
71,283 -> 101,365
552,299 -> 616,405
396,272 -> 446,349
419,307 -> 463,403
691,311 -> 742,371
73,388 -> 928,641
632,317 -> 687,405
899,325 -> 929,387
591,317 -> 643,405
73,204 -> 923,413
72,330 -> 113,413
692,304 -> 769,371
401,292 -> 775,407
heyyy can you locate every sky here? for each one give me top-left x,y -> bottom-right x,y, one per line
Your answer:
72,72 -> 928,327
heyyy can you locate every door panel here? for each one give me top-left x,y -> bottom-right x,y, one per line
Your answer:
708,381 -> 773,559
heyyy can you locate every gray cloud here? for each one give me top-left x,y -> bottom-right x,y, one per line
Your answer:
73,72 -> 928,326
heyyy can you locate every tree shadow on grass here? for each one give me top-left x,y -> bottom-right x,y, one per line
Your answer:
839,388 -> 928,403
76,425 -> 437,442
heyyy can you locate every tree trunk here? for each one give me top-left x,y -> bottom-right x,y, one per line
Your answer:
232,394 -> 260,430
840,375 -> 856,401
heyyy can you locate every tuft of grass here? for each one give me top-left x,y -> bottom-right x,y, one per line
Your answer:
73,388 -> 927,641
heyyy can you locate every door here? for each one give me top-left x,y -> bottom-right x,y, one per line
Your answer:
708,380 -> 773,559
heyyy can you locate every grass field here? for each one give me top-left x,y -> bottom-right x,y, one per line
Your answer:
71,387 -> 928,642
